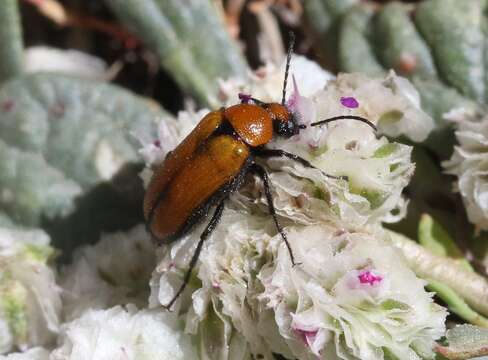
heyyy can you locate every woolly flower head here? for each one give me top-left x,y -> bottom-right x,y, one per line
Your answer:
0,227 -> 61,354
150,210 -> 446,359
443,108 -> 488,231
59,225 -> 156,321
259,225 -> 446,360
50,305 -> 196,360
313,70 -> 434,143
218,55 -> 334,105
140,57 -> 420,227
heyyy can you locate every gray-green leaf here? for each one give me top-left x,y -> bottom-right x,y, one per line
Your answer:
0,73 -> 163,190
105,0 -> 248,107
0,73 -> 168,255
436,324 -> 488,359
0,0 -> 23,84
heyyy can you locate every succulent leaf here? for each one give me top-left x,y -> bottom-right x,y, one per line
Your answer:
0,0 -> 23,84
0,73 -> 169,253
104,0 -> 248,107
305,0 -> 487,149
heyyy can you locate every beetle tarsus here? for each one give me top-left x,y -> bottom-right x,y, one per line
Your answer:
251,163 -> 298,266
255,148 -> 344,180
163,200 -> 226,310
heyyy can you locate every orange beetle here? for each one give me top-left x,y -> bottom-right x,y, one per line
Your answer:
144,34 -> 376,309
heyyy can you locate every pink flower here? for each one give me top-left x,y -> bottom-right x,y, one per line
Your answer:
238,93 -> 252,104
294,327 -> 319,347
358,270 -> 383,286
340,96 -> 359,109
286,76 -> 300,112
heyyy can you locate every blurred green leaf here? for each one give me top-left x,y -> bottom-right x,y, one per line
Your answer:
415,0 -> 485,102
338,5 -> 384,76
0,73 -> 168,256
386,147 -> 455,240
0,211 -> 16,228
418,214 -> 473,271
0,73 -> 164,189
0,0 -> 23,84
373,2 -> 436,78
427,281 -> 488,328
304,0 -> 358,70
0,138 -> 82,226
395,206 -> 488,327
388,230 -> 488,317
105,0 -> 248,107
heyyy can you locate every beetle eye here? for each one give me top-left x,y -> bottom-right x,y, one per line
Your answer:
274,119 -> 299,137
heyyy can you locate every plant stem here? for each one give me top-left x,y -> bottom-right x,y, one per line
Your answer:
387,230 -> 488,317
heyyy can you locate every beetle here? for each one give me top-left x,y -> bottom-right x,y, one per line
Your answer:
143,34 -> 377,309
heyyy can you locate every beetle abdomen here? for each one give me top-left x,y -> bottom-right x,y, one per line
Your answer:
145,134 -> 250,243
143,110 -> 223,222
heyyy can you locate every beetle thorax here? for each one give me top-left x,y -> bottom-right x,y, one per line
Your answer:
224,104 -> 274,147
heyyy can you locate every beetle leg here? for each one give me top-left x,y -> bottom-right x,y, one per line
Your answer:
164,200 -> 225,311
255,148 -> 348,181
250,163 -> 300,267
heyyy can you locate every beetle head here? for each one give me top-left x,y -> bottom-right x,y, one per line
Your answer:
265,102 -> 304,138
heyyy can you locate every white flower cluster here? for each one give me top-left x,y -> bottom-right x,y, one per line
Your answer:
218,55 -> 334,105
313,71 -> 434,143
0,227 -> 61,354
260,225 -> 446,360
3,56 -> 445,360
151,210 -> 446,360
50,305 -> 196,360
0,225 -> 196,359
144,56 -> 446,359
443,108 -> 488,231
263,121 -> 413,226
59,225 -> 156,321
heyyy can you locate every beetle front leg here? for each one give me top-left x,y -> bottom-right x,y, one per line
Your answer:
255,148 -> 348,181
163,200 -> 225,311
250,163 -> 300,267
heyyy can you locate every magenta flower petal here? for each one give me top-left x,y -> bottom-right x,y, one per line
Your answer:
286,75 -> 300,111
358,270 -> 383,286
238,92 -> 252,104
294,328 -> 319,347
340,96 -> 359,109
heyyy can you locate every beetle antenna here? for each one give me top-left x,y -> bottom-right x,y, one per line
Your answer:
310,115 -> 377,131
250,97 -> 266,106
282,32 -> 295,106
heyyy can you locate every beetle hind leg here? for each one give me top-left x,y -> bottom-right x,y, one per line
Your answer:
163,200 -> 226,311
250,163 -> 300,266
